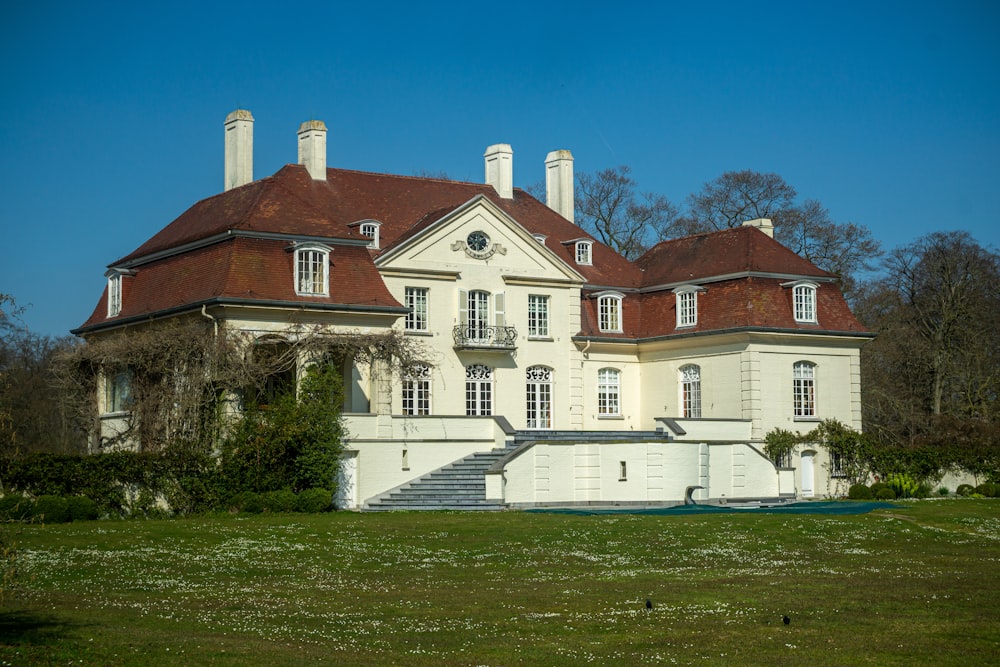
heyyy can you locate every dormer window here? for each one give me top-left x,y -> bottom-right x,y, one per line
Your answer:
360,222 -> 380,250
533,233 -> 547,244
782,280 -> 818,323
597,292 -> 623,333
294,243 -> 331,296
576,240 -> 593,265
107,272 -> 122,317
673,285 -> 703,328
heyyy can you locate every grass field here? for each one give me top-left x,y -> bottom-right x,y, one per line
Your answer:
2,500 -> 998,666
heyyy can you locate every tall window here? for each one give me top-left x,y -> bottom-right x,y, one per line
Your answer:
576,240 -> 593,265
402,364 -> 431,415
107,273 -> 122,317
598,294 -> 623,333
404,287 -> 428,331
793,283 -> 817,323
526,366 -> 553,429
680,364 -> 702,418
296,246 -> 329,296
465,364 -> 493,416
597,368 -> 621,416
467,290 -> 490,342
528,295 -> 549,337
105,370 -> 132,413
676,290 -> 697,327
793,361 -> 817,417
360,222 -> 380,249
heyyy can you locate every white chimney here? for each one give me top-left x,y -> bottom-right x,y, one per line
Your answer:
297,120 -> 328,180
545,149 -> 574,223
224,109 -> 254,191
741,218 -> 774,238
484,144 -> 513,199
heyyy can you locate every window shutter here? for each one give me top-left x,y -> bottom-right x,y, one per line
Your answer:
458,289 -> 468,327
494,292 -> 505,327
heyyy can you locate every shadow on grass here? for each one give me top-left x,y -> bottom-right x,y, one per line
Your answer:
0,609 -> 83,646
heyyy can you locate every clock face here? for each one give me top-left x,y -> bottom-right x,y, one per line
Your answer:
467,231 -> 490,252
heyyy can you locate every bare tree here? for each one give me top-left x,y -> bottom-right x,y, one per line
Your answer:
680,170 -> 797,233
574,166 -> 680,260
857,232 -> 1000,445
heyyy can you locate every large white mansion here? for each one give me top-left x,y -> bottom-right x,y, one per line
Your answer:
76,110 -> 872,509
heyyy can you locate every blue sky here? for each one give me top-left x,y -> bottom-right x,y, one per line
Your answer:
1,1 -> 997,337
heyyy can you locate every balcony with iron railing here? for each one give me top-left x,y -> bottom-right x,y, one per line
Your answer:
452,324 -> 518,351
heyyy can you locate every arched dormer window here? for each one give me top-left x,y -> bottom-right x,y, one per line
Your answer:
360,221 -> 381,249
673,285 -> 705,328
293,243 -> 331,296
596,292 -> 624,333
783,280 -> 818,323
575,240 -> 593,265
105,268 -> 133,318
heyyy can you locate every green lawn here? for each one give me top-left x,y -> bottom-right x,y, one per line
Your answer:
2,500 -> 998,666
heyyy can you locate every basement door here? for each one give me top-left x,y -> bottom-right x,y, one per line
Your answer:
800,451 -> 815,498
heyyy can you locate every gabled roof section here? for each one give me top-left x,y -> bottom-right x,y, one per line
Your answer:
116,164 -> 641,287
635,225 -> 836,288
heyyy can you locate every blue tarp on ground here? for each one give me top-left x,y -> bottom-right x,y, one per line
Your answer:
525,501 -> 898,516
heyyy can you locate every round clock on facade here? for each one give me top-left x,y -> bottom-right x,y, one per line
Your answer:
466,231 -> 491,252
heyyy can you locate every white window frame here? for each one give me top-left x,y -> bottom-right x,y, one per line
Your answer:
360,221 -> 381,250
528,294 -> 550,338
793,282 -> 818,323
106,272 -> 122,317
404,287 -> 429,332
793,361 -> 817,418
597,293 -> 623,333
104,369 -> 132,414
576,240 -> 593,265
294,244 -> 331,296
679,364 -> 702,418
465,364 -> 493,416
402,364 -> 431,416
597,367 -> 621,417
525,365 -> 553,429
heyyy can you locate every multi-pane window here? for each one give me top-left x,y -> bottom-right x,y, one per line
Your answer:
677,290 -> 697,327
680,364 -> 702,418
528,295 -> 549,338
404,287 -> 428,331
793,283 -> 817,323
360,222 -> 380,249
597,368 -> 621,416
402,364 -> 431,415
525,366 -> 553,429
467,290 -> 490,342
465,364 -> 493,416
105,370 -> 132,413
107,273 -> 122,317
598,294 -> 623,333
793,361 -> 817,417
576,241 -> 592,265
296,247 -> 328,296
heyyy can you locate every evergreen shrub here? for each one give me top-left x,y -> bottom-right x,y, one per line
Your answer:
297,488 -> 332,513
67,496 -> 99,521
848,484 -> 873,500
957,484 -> 975,497
263,490 -> 298,513
875,487 -> 897,500
975,483 -> 997,498
33,495 -> 70,523
0,495 -> 32,521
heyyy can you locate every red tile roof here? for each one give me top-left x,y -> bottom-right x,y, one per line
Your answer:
79,163 -> 868,339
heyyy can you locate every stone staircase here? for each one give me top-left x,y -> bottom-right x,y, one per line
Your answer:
364,444 -> 517,511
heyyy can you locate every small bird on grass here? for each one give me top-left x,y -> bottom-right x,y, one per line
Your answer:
646,598 -> 653,610
783,615 -> 791,625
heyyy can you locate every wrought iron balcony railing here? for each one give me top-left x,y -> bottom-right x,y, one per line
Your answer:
452,324 -> 518,350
